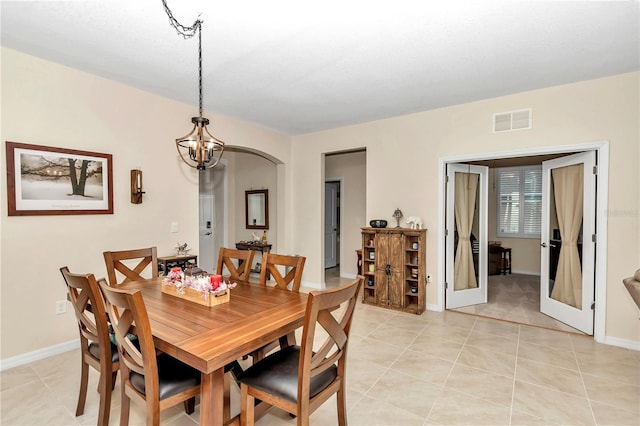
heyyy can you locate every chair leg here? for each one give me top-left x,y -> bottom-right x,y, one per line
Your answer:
336,383 -> 347,426
75,359 -> 89,416
297,404 -> 310,426
278,331 -> 295,349
224,372 -> 231,421
97,370 -> 112,426
252,349 -> 265,363
240,384 -> 255,426
183,397 -> 195,415
120,391 -> 131,426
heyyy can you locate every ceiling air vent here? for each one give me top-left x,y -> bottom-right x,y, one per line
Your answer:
493,108 -> 532,133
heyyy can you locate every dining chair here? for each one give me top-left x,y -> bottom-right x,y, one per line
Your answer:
216,247 -> 255,281
60,266 -> 119,426
99,282 -> 201,426
238,276 -> 363,426
103,246 -> 158,286
250,253 -> 306,362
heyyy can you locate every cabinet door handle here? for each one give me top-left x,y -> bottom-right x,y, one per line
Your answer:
385,264 -> 391,276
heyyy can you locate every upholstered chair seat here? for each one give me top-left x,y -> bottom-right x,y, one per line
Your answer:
88,342 -> 119,364
239,346 -> 337,403
129,353 -> 201,400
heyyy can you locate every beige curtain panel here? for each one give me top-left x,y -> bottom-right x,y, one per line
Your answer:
454,172 -> 479,291
550,164 -> 583,309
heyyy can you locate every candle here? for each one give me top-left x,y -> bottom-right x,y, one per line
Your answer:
210,274 -> 222,290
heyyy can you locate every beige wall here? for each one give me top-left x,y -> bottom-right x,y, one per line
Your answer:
325,151 -> 367,278
232,151 -> 278,255
291,72 -> 640,344
2,47 -> 638,361
0,48 -> 291,359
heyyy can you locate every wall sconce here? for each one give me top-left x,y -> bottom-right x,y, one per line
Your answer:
130,169 -> 145,204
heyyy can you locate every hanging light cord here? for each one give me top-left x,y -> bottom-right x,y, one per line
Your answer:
161,0 -> 204,118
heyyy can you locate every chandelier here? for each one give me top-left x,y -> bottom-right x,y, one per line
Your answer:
162,0 -> 225,170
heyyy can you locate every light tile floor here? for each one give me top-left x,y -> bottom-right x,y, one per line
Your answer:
2,275 -> 639,425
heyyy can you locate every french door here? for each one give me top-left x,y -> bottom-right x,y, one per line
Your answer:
540,152 -> 596,334
445,163 -> 488,309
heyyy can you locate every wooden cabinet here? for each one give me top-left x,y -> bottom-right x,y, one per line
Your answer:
361,227 -> 426,314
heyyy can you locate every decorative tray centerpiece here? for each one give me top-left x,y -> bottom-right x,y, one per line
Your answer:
162,267 -> 236,307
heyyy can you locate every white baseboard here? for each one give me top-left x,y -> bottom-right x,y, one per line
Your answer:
602,335 -> 640,351
427,303 -> 443,312
0,339 -> 80,372
301,280 -> 323,290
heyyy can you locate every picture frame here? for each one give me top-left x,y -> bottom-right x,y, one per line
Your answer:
5,141 -> 113,216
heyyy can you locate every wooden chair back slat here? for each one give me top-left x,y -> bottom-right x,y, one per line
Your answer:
216,248 -> 255,281
103,247 -> 158,287
99,283 -> 157,382
301,277 -> 361,387
259,253 -> 306,292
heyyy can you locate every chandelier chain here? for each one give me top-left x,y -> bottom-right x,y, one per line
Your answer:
161,0 -> 200,39
163,0 -> 225,170
198,26 -> 203,117
161,0 -> 204,117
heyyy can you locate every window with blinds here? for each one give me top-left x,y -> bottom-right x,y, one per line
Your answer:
496,166 -> 542,239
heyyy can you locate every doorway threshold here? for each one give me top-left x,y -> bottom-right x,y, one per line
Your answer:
449,274 -> 587,335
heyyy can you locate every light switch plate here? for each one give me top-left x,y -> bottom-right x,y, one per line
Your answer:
171,222 -> 179,233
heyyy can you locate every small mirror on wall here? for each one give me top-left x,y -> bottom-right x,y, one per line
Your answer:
246,189 -> 269,229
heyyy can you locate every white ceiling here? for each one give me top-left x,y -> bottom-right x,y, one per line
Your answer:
1,1 -> 638,135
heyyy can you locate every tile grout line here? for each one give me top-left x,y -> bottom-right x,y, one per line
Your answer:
508,324 -> 521,426
422,315 -> 478,424
570,334 -> 599,425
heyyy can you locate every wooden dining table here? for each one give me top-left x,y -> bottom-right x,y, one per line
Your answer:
119,277 -> 308,425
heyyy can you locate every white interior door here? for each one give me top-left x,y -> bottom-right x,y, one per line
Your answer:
199,194 -> 214,272
446,164 -> 488,309
324,182 -> 338,268
541,152 -> 595,334
199,164 -> 226,273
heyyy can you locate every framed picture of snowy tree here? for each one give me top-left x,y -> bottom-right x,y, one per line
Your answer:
5,142 -> 113,216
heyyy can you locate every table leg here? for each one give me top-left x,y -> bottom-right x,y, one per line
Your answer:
200,368 -> 225,426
